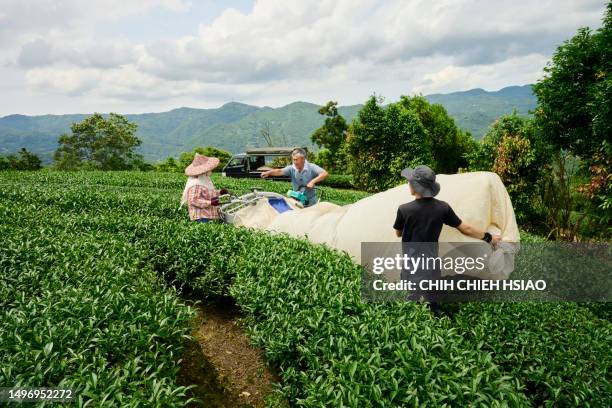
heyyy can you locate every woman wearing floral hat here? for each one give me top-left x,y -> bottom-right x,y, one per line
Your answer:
179,153 -> 229,223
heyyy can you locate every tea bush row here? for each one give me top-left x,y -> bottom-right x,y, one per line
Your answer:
0,170 -> 370,207
0,205 -> 196,406
454,303 -> 612,407
2,170 -> 610,407
3,200 -> 529,406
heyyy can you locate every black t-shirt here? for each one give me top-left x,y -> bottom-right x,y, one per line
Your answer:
393,198 -> 462,242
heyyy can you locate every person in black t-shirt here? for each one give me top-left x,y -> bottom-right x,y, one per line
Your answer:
393,165 -> 501,245
393,165 -> 501,306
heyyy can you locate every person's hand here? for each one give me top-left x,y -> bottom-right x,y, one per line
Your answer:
306,180 -> 315,189
491,234 -> 502,247
210,197 -> 220,206
219,188 -> 229,196
260,171 -> 269,179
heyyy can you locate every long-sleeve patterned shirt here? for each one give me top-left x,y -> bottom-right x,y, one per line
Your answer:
187,185 -> 220,221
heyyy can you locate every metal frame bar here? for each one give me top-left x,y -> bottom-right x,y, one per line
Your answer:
219,190 -> 288,224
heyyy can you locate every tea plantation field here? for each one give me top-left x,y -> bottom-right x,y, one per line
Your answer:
1,170 -> 610,407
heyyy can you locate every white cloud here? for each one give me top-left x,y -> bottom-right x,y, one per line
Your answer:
0,0 -> 190,47
416,54 -> 550,94
18,39 -> 138,69
0,0 -> 608,115
25,67 -> 102,96
137,0 -> 606,84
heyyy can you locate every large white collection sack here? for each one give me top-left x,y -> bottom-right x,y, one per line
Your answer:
233,171 -> 520,280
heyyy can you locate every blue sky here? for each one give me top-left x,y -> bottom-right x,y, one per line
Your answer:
0,0 -> 607,116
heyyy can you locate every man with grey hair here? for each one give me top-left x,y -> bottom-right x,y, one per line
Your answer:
261,148 -> 328,207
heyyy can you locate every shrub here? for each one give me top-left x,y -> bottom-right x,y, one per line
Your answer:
0,210 -> 196,406
347,96 -> 434,192
2,169 -> 610,407
319,174 -> 355,189
468,113 -> 551,227
455,303 -> 611,407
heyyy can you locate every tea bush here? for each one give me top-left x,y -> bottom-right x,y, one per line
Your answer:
0,211 -> 196,406
319,174 -> 355,189
227,236 -> 529,406
1,170 -> 610,407
455,303 -> 612,406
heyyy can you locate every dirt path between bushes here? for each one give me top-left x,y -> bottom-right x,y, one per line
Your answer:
177,302 -> 284,408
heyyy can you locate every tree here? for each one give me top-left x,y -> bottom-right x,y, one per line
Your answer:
0,148 -> 42,171
310,101 -> 348,172
468,113 -> 550,225
532,29 -> 606,157
347,95 -> 433,192
260,121 -> 274,147
532,2 -> 611,237
54,113 -> 142,170
533,2 -> 611,159
16,148 -> 42,170
156,156 -> 181,173
259,121 -> 288,147
398,95 -> 476,174
576,141 -> 612,236
177,146 -> 233,173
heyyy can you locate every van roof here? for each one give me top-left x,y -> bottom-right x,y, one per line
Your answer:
245,147 -> 307,154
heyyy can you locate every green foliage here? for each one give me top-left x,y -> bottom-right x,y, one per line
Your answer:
0,207 -> 196,406
229,239 -> 528,407
157,146 -> 233,173
157,156 -> 181,173
398,95 -> 476,173
346,94 -> 479,191
179,146 -> 232,172
0,148 -> 42,170
539,152 -> 590,241
310,101 -> 349,172
575,140 -> 612,237
581,302 -> 612,320
531,4 -> 612,239
532,4 -> 611,159
347,96 -> 434,192
0,88 -> 537,163
2,170 -> 609,407
455,303 -> 611,406
468,113 -> 550,226
53,113 -> 143,171
319,174 -> 355,189
311,102 -> 347,152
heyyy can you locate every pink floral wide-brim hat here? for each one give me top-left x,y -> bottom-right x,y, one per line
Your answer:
184,153 -> 220,176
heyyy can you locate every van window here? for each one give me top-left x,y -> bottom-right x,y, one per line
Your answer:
248,155 -> 290,171
227,157 -> 245,167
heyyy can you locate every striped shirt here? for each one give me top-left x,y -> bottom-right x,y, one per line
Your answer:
187,185 -> 220,221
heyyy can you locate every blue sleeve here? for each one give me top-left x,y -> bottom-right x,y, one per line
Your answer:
309,163 -> 324,176
282,165 -> 293,177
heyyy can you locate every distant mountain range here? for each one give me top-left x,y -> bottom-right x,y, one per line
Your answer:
0,85 -> 535,163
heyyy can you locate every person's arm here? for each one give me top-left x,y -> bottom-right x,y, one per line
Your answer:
456,222 -> 501,246
445,204 -> 501,246
306,169 -> 328,189
260,168 -> 285,178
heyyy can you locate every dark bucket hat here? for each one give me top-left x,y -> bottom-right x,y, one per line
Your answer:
401,165 -> 440,197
